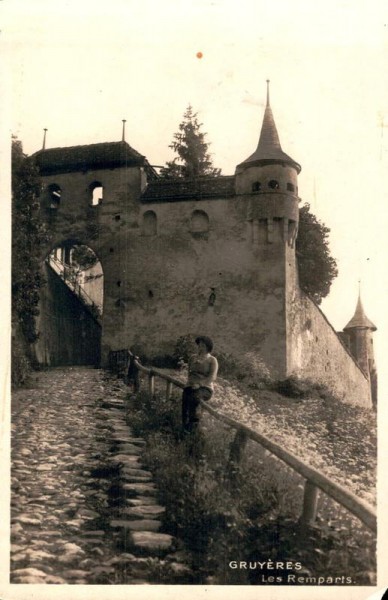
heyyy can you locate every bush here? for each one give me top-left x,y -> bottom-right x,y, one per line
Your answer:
173,334 -> 198,365
217,350 -> 272,389
273,376 -> 336,400
149,354 -> 178,369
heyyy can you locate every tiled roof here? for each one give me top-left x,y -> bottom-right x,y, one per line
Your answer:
33,141 -> 149,175
344,295 -> 377,331
238,104 -> 301,173
141,176 -> 236,202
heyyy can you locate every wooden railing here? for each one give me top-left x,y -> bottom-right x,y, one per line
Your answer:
128,357 -> 376,533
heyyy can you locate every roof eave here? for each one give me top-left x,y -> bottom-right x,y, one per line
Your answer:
236,156 -> 301,174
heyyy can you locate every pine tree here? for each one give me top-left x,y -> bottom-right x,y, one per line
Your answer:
160,105 -> 221,179
296,203 -> 338,304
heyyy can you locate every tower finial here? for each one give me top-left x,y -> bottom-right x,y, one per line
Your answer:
266,79 -> 270,107
122,120 -> 126,142
42,128 -> 48,150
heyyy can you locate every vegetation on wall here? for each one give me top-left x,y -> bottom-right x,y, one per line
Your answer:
160,105 -> 221,179
296,203 -> 338,304
12,137 -> 49,382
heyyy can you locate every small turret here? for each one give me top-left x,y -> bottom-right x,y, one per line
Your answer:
238,80 -> 301,172
342,292 -> 377,407
236,81 -> 300,247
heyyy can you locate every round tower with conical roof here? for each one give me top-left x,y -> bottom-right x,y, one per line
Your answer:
343,292 -> 377,406
235,81 -> 301,250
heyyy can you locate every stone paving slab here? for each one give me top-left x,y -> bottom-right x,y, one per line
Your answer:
121,475 -> 153,483
121,505 -> 166,518
129,531 -> 174,554
121,468 -> 153,478
110,519 -> 162,532
122,483 -> 157,496
117,444 -> 144,454
125,496 -> 159,507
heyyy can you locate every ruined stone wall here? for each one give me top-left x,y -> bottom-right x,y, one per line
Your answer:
286,289 -> 371,407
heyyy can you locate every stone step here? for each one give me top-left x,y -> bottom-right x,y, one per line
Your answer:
116,444 -> 143,454
129,531 -> 174,555
122,483 -> 157,496
126,438 -> 147,446
121,468 -> 153,478
111,425 -> 133,432
102,401 -> 124,409
121,475 -> 152,483
126,496 -> 159,507
110,455 -> 143,466
110,519 -> 162,532
120,505 -> 165,519
111,447 -> 142,458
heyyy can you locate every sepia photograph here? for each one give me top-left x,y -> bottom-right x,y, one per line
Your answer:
1,1 -> 387,599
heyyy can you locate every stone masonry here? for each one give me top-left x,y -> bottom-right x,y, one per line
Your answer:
31,85 -> 376,407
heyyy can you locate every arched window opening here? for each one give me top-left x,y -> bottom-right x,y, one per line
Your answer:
287,183 -> 295,192
142,210 -> 157,236
190,210 -> 209,234
48,184 -> 61,209
268,180 -> 279,190
90,182 -> 103,206
252,181 -> 261,192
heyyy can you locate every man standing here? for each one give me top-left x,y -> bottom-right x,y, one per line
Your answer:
182,336 -> 218,433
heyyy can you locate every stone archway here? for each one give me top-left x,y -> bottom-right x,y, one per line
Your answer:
35,241 -> 104,367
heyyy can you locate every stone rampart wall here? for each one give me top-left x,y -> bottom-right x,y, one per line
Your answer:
287,291 -> 371,407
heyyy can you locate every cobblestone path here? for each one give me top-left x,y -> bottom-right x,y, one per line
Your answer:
11,367 -> 192,584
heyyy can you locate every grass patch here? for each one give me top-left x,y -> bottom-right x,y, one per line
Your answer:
125,389 -> 376,585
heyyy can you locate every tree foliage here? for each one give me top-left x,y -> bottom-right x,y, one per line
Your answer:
160,105 -> 221,179
296,203 -> 338,304
12,137 -> 49,344
63,244 -> 101,287
70,244 -> 99,272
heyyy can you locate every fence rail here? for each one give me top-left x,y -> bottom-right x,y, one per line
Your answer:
127,356 -> 376,533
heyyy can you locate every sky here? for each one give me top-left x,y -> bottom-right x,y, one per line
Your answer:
2,0 -> 387,386
1,1 -> 388,597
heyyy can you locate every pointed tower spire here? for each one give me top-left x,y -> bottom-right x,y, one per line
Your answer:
238,81 -> 300,172
342,288 -> 378,406
344,292 -> 376,331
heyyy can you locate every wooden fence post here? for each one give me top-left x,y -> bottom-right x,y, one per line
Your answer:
229,429 -> 248,466
148,371 -> 155,397
166,381 -> 173,400
301,480 -> 319,525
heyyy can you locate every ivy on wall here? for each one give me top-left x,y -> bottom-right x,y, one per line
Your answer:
12,137 -> 50,377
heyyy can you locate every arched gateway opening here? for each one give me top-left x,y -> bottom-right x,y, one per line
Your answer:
35,241 -> 104,367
